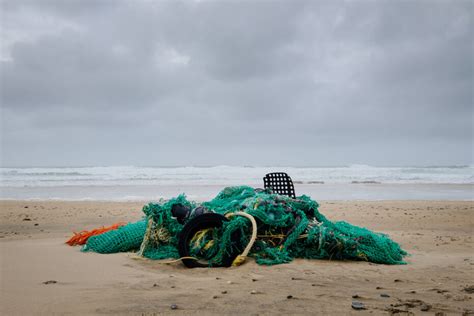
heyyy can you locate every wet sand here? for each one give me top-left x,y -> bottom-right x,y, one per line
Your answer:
2,183 -> 473,201
1,200 -> 473,315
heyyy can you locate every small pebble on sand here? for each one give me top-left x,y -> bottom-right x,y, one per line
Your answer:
420,304 -> 431,311
287,295 -> 293,299
351,301 -> 366,310
463,285 -> 474,294
170,304 -> 178,310
380,293 -> 390,298
221,291 -> 227,294
43,280 -> 57,285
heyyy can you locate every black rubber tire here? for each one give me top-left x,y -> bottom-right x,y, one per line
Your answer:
178,213 -> 241,268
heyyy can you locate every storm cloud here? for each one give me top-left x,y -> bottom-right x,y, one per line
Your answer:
0,0 -> 472,166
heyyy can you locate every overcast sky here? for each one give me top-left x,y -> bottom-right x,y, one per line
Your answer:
0,0 -> 472,167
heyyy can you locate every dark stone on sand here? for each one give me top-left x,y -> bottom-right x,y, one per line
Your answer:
352,294 -> 360,299
287,295 -> 293,299
43,280 -> 57,284
34,223 -> 39,226
252,278 -> 257,282
24,206 -> 28,208
153,283 -> 158,287
23,218 -> 31,221
463,285 -> 474,294
380,293 -> 390,298
394,279 -> 402,282
352,301 -> 366,310
170,304 -> 178,310
420,304 -> 431,311
376,286 -> 383,289
221,291 -> 227,294
435,312 -> 446,316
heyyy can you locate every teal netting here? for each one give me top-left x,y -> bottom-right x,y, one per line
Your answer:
82,220 -> 147,253
83,186 -> 407,265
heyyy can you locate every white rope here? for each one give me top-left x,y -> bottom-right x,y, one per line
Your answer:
226,211 -> 258,266
137,217 -> 153,257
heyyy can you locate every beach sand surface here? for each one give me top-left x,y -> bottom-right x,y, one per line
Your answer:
1,200 -> 473,315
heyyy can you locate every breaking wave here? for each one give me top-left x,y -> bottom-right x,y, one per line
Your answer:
1,165 -> 472,187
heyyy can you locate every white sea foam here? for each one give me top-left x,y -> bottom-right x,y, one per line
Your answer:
1,165 -> 472,187
1,165 -> 472,201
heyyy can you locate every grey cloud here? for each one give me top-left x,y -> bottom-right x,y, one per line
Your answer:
0,0 -> 472,167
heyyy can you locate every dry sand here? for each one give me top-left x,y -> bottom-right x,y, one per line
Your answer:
0,200 -> 473,315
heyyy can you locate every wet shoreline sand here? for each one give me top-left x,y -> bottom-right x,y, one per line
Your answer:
1,183 -> 473,201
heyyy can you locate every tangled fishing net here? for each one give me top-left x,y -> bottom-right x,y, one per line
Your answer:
83,186 -> 407,265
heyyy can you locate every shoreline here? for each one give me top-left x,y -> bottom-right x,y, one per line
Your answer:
1,183 -> 473,201
1,200 -> 473,315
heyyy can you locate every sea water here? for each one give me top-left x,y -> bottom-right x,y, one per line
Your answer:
0,165 -> 472,201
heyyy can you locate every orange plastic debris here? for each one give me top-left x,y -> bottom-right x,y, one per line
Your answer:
66,222 -> 126,246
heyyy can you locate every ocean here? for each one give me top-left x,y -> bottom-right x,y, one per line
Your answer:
1,165 -> 473,201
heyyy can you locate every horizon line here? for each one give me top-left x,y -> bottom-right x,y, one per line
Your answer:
1,164 -> 472,169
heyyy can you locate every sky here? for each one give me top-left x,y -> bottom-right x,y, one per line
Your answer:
0,0 -> 472,167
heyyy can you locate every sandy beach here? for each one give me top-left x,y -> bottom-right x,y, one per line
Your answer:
0,200 -> 473,315
2,0 -> 472,314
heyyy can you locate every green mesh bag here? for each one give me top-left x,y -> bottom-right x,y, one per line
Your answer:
82,220 -> 147,253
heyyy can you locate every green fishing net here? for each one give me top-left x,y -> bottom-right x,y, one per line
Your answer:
83,220 -> 147,253
83,186 -> 407,265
